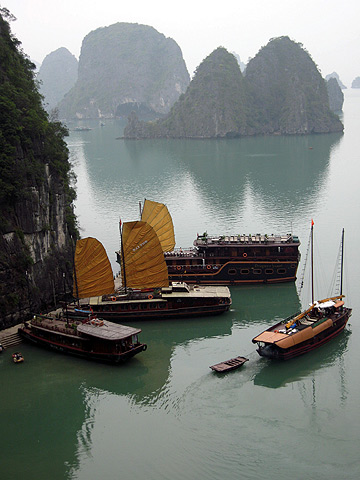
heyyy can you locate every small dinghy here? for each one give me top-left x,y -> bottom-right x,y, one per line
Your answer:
210,356 -> 248,373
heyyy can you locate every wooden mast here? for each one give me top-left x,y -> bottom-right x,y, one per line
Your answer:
120,220 -> 127,292
311,220 -> 314,304
340,228 -> 344,296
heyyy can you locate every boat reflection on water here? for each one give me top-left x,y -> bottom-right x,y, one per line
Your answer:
82,314 -> 233,401
2,313 -> 233,479
253,329 -> 351,389
229,282 -> 301,326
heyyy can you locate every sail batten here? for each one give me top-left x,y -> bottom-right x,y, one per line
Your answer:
141,199 -> 175,253
121,221 -> 169,289
73,237 -> 115,298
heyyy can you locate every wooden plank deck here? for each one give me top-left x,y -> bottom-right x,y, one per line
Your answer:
210,356 -> 249,373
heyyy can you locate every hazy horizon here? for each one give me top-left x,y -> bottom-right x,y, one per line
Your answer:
3,0 -> 360,86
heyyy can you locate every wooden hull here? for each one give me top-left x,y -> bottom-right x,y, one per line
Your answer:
19,328 -> 146,364
167,260 -> 298,285
70,285 -> 232,321
255,308 -> 351,361
75,301 -> 230,321
210,356 -> 249,373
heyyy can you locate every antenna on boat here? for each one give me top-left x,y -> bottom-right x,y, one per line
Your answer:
340,228 -> 344,296
311,219 -> 314,304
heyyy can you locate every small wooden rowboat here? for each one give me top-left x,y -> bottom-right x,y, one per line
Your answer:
210,356 -> 249,373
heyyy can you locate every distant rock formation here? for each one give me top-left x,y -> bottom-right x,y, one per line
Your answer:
326,77 -> 344,112
352,77 -> 360,88
231,52 -> 246,72
124,37 -> 343,139
325,72 -> 346,89
245,37 -> 343,134
124,48 -> 250,138
37,47 -> 78,113
58,23 -> 190,119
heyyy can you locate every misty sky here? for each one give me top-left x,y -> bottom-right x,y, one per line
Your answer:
3,0 -> 360,86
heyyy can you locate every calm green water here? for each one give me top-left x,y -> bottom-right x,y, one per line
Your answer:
1,91 -> 360,479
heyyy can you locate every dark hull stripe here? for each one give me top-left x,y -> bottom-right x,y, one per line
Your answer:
89,304 -> 230,321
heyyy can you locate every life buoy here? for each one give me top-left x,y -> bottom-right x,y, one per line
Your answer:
206,265 -> 212,270
176,265 -> 182,271
143,344 -> 147,351
148,295 -> 153,299
243,253 -> 247,258
111,296 -> 116,302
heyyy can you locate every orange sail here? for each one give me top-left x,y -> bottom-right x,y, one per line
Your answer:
73,237 -> 115,298
141,199 -> 175,252
121,221 -> 169,289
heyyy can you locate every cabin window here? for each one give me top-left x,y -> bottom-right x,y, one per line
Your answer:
291,264 -> 296,269
158,303 -> 166,309
253,269 -> 262,275
240,269 -> 250,275
131,304 -> 138,310
141,303 -> 148,310
265,268 -> 274,274
228,268 -> 237,275
277,268 -> 286,274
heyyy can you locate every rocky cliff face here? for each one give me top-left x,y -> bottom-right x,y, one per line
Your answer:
124,48 -> 250,138
58,23 -> 190,119
37,47 -> 78,113
124,37 -> 343,139
0,11 -> 78,328
245,37 -> 343,134
327,77 -> 344,112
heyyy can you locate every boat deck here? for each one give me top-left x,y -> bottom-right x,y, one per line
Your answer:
28,315 -> 141,341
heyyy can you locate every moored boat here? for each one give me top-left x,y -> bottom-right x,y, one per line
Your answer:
19,314 -> 147,364
165,232 -> 300,285
72,201 -> 231,321
252,225 -> 352,360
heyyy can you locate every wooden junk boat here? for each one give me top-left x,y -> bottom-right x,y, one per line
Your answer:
69,200 -> 231,321
252,225 -> 352,361
164,231 -> 300,285
19,314 -> 147,364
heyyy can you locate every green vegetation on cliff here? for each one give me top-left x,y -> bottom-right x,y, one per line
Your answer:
124,37 -> 343,139
124,47 -> 251,138
245,36 -> 343,134
0,9 -> 78,325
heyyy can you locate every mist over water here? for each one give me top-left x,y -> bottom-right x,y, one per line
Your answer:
1,90 -> 359,480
